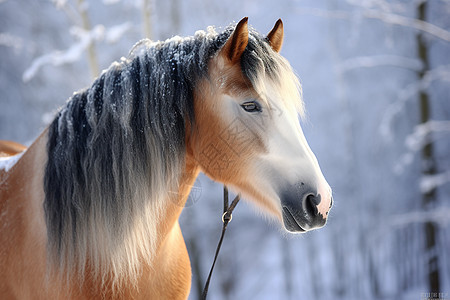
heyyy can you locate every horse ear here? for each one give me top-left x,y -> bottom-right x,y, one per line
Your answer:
267,19 -> 284,53
222,17 -> 249,63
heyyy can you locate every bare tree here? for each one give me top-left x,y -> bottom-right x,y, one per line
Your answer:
416,1 -> 441,293
77,0 -> 99,78
142,0 -> 153,39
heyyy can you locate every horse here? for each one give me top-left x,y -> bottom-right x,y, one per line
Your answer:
0,18 -> 332,299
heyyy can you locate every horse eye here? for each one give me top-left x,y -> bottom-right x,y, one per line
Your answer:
241,101 -> 262,113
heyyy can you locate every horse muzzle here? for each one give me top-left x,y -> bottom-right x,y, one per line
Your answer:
280,182 -> 332,233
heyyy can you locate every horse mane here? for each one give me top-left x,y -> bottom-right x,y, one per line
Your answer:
43,24 -> 302,287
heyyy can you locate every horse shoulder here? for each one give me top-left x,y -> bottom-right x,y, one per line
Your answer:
138,221 -> 191,300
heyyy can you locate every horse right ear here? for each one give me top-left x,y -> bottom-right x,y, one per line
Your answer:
221,17 -> 249,64
267,19 -> 283,53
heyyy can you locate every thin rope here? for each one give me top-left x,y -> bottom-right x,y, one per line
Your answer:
201,186 -> 240,299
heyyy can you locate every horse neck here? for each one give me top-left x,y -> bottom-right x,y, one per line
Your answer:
157,153 -> 199,237
0,130 -> 50,286
7,130 -> 48,213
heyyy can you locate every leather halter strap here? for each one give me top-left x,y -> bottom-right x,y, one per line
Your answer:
201,186 -> 240,299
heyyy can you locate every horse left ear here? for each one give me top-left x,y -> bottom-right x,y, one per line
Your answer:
267,19 -> 284,53
221,17 -> 249,63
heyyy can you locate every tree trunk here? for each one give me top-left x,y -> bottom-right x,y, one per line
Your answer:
142,0 -> 153,39
416,1 -> 440,293
77,0 -> 99,79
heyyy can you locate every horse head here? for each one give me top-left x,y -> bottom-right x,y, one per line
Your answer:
190,18 -> 333,233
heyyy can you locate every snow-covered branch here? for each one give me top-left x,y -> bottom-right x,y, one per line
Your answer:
297,6 -> 450,42
345,0 -> 408,14
420,171 -> 450,194
380,64 -> 450,141
51,0 -> 68,8
368,206 -> 450,245
337,55 -> 423,74
395,119 -> 450,180
22,25 -> 104,82
0,32 -> 23,53
392,118 -> 450,175
22,22 -> 131,82
405,120 -> 450,152
105,22 -> 132,43
391,207 -> 450,227
362,8 -> 450,42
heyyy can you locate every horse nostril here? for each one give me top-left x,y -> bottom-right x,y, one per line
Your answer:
305,194 -> 320,216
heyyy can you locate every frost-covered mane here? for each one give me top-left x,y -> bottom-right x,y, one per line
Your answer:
43,24 -> 295,286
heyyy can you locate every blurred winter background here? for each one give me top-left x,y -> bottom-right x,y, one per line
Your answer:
1,0 -> 449,299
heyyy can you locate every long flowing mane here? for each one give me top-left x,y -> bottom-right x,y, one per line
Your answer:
43,24 -> 301,286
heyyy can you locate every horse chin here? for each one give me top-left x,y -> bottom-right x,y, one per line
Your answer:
282,207 -> 307,233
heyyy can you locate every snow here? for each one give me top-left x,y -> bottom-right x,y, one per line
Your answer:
22,25 -> 105,82
0,152 -> 24,173
105,22 -> 132,44
420,171 -> 450,194
0,33 -> 23,53
51,0 -> 67,9
22,22 -> 134,82
406,120 -> 450,152
337,55 -> 423,74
